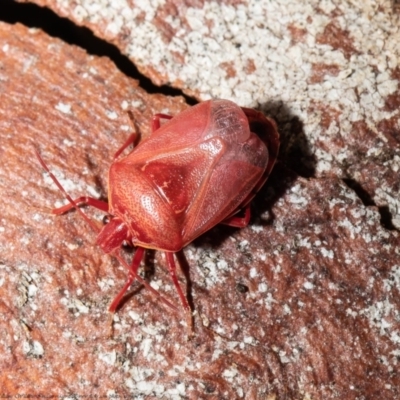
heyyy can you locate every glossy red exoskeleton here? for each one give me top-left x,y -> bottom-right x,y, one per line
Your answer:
37,99 -> 279,324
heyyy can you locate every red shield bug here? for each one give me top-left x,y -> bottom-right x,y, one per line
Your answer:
36,99 -> 279,327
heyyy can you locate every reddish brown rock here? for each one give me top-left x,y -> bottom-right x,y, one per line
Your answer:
1,20 -> 400,399
316,21 -> 358,60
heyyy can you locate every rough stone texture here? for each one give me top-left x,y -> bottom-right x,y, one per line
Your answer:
1,3 -> 400,400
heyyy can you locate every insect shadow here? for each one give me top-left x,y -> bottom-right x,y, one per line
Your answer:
259,99 -> 316,178
253,100 -> 316,226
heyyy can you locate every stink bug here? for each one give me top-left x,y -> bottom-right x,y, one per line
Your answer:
37,99 -> 279,324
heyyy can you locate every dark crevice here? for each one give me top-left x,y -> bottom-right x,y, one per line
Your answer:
1,0 -> 197,105
342,179 -> 375,206
343,178 -> 397,231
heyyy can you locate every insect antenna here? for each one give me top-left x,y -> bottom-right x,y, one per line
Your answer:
35,149 -> 100,234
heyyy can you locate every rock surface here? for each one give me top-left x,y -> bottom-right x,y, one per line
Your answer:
1,1 -> 400,399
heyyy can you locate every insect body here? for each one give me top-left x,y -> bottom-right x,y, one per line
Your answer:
38,99 -> 279,322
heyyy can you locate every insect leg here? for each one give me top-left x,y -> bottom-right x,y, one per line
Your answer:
165,252 -> 193,330
52,196 -> 109,214
36,149 -> 100,233
108,247 -> 145,312
152,113 -> 173,132
112,250 -> 179,313
114,110 -> 173,158
165,253 -> 189,310
113,133 -> 137,159
221,205 -> 251,228
113,110 -> 141,159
